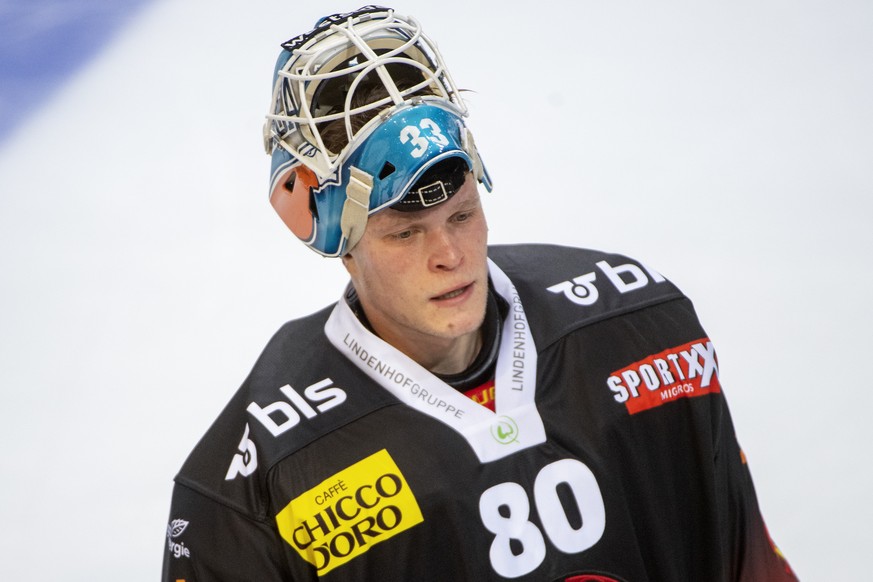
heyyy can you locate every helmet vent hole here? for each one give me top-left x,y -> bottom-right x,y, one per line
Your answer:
284,173 -> 296,191
379,161 -> 396,180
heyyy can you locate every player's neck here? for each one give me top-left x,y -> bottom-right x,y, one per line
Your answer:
377,324 -> 483,376
358,319 -> 482,375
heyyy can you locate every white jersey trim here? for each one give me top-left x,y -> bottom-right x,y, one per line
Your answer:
324,259 -> 546,463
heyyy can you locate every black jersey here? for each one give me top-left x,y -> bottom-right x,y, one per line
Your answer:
163,244 -> 796,582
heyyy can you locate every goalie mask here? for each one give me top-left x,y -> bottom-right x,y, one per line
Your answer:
263,5 -> 492,257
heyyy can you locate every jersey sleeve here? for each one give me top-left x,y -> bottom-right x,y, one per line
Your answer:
162,482 -> 293,582
714,397 -> 798,581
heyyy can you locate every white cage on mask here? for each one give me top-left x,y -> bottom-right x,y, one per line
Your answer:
263,6 -> 468,182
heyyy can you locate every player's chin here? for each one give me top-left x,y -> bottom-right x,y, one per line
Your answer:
434,302 -> 488,338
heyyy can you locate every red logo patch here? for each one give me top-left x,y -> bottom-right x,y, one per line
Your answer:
607,338 -> 721,415
564,575 -> 623,582
464,379 -> 495,411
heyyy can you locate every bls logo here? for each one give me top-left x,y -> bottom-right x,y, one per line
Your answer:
225,423 -> 258,481
247,378 -> 346,437
547,259 -> 666,306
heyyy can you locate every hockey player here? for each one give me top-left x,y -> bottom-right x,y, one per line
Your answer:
163,6 -> 797,581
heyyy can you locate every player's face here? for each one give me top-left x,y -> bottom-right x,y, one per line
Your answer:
342,173 -> 489,367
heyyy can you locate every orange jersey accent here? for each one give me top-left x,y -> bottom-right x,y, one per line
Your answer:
465,380 -> 495,411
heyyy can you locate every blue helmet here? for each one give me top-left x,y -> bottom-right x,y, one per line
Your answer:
263,6 -> 491,256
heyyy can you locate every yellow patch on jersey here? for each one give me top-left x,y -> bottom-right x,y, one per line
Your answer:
276,449 -> 424,575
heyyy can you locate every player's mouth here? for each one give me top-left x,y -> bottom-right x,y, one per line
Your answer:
432,283 -> 473,302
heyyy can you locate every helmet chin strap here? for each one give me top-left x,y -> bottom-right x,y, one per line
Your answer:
340,166 -> 374,254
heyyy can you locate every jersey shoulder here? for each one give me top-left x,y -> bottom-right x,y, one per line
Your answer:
173,303 -> 397,520
488,243 -> 687,348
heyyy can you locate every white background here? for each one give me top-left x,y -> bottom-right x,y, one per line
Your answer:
1,0 -> 871,579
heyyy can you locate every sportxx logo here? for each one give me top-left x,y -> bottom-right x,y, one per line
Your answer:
276,449 -> 423,575
607,338 -> 720,415
247,378 -> 346,437
547,259 -> 666,306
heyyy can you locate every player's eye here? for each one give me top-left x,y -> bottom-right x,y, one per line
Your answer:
453,209 -> 476,223
390,229 -> 414,240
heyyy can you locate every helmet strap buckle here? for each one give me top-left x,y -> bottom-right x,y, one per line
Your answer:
340,166 -> 374,252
